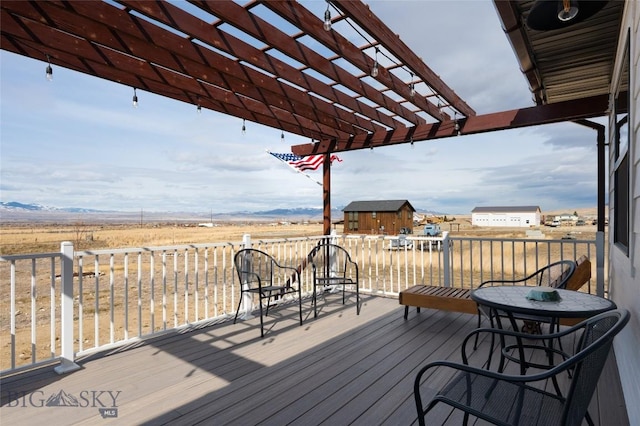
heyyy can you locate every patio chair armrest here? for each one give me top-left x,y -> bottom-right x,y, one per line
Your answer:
414,359 -> 540,391
461,326 -> 579,365
277,264 -> 301,286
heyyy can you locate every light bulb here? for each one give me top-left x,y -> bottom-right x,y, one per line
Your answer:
281,131 -> 285,142
323,7 -> 331,31
558,0 -> 579,21
242,119 -> 246,135
408,72 -> 415,97
132,88 -> 138,108
454,112 -> 460,135
45,55 -> 53,81
371,62 -> 379,78
371,47 -> 380,78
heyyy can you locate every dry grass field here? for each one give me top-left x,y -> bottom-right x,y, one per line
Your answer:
0,207 -> 600,255
0,221 -> 328,255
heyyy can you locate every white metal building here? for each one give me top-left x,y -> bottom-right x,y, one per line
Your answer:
471,206 -> 541,228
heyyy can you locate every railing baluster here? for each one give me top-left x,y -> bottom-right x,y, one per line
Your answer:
150,251 -> 155,333
10,260 -> 16,370
110,254 -> 115,344
137,252 -> 142,337
78,256 -> 84,352
94,255 -> 100,347
162,251 -> 167,331
30,259 -> 36,364
124,252 -> 129,340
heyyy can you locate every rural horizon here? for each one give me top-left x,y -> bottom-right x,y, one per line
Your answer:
0,200 -> 600,219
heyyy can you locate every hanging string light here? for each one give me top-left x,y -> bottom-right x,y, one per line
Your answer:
409,71 -> 416,97
454,112 -> 461,136
371,47 -> 379,78
281,130 -> 285,142
323,1 -> 332,31
45,55 -> 53,81
132,88 -> 138,108
242,119 -> 246,135
196,97 -> 202,113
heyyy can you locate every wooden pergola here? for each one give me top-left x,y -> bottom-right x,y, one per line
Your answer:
1,1 -> 621,233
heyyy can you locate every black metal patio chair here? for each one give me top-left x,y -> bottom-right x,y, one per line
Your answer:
308,243 -> 360,318
233,248 -> 303,337
414,309 -> 630,426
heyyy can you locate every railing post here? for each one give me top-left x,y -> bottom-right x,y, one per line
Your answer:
240,234 -> 254,320
596,231 -> 605,297
442,232 -> 451,287
54,242 -> 80,374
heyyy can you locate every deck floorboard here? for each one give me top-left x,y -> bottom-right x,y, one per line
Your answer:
0,294 -> 629,425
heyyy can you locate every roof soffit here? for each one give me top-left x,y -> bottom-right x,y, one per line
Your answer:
493,0 -> 623,105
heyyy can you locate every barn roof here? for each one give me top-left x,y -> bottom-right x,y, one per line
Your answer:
471,206 -> 541,213
343,200 -> 415,213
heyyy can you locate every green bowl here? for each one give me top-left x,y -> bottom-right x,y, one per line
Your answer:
526,287 -> 561,302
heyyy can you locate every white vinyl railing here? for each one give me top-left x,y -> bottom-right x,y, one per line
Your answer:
0,232 -> 604,375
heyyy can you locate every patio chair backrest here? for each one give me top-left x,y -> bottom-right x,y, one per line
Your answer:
532,259 -> 576,288
561,309 -> 630,425
234,249 -> 278,288
308,243 -> 356,279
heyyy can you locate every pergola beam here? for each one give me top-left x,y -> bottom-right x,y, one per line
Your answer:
292,94 -> 609,155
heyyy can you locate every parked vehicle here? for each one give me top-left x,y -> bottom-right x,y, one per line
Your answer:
576,219 -> 586,226
423,224 -> 442,236
548,220 -> 561,227
399,227 -> 412,235
389,235 -> 413,250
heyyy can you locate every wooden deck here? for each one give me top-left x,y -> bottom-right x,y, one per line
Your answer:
0,294 -> 629,425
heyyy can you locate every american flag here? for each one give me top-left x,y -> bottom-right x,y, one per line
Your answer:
269,152 -> 342,172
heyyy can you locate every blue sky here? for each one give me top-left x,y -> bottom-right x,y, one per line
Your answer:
0,1 -> 605,215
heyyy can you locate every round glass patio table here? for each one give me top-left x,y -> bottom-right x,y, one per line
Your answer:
471,286 -> 617,319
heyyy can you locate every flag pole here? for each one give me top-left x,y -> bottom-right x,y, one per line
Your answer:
266,150 -> 322,186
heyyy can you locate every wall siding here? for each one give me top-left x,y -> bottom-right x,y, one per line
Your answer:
343,206 -> 414,235
610,2 -> 640,424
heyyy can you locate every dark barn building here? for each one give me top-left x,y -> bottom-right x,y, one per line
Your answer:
343,200 -> 415,235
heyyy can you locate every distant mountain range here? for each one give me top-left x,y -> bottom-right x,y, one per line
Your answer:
0,201 -> 105,213
0,201 -> 338,221
0,201 -> 443,223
